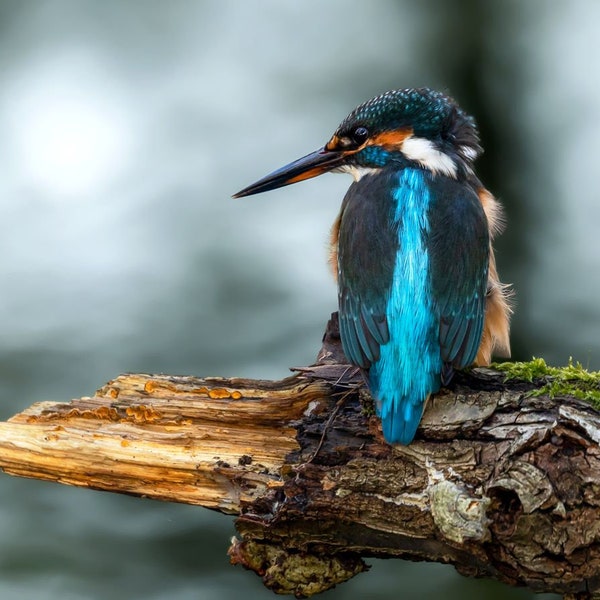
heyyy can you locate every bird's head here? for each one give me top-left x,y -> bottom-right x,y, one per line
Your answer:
233,88 -> 482,198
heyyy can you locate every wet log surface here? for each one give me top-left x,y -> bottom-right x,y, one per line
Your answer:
1,313 -> 600,597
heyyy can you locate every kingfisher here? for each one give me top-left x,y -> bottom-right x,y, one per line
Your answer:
234,88 -> 511,445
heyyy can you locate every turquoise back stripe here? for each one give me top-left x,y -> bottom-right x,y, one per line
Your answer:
369,169 -> 442,444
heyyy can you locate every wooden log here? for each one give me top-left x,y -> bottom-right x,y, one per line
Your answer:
1,314 -> 600,598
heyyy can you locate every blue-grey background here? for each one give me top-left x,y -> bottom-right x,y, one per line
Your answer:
0,1 -> 597,598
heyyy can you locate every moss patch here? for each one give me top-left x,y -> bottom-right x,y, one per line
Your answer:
359,388 -> 376,416
492,358 -> 600,409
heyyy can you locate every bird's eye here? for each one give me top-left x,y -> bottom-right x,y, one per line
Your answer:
352,126 -> 369,145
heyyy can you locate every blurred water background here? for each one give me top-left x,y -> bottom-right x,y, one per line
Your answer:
0,1 -> 598,598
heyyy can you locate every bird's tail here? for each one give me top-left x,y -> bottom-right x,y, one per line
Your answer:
369,366 -> 440,445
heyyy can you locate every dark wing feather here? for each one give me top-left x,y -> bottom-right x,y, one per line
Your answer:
427,177 -> 489,370
339,293 -> 380,367
336,172 -> 397,369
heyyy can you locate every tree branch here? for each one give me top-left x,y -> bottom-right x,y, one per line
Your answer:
1,314 -> 600,597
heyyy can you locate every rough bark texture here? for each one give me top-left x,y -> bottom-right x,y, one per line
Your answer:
1,314 -> 600,597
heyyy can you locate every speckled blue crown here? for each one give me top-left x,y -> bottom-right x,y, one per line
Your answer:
335,88 -> 481,158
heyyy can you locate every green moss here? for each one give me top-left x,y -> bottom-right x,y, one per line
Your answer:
492,357 -> 600,408
359,388 -> 376,416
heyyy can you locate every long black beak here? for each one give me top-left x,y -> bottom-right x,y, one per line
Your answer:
233,147 -> 345,198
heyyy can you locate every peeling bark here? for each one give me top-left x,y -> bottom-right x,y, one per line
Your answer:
1,314 -> 600,597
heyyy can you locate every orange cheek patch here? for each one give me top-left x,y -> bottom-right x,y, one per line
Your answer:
325,135 -> 341,151
368,128 -> 413,150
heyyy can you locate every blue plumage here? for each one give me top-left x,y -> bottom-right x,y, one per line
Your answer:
369,169 -> 442,444
338,167 -> 488,444
234,87 -> 497,445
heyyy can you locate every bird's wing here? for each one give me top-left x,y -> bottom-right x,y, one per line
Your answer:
339,292 -> 389,368
427,178 -> 490,373
336,174 -> 397,368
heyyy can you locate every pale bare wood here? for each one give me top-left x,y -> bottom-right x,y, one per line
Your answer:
0,373 -> 327,512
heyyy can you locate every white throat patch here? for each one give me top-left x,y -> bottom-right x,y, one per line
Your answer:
401,136 -> 457,178
337,164 -> 380,182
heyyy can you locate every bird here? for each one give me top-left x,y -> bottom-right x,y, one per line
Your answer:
233,87 -> 511,445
